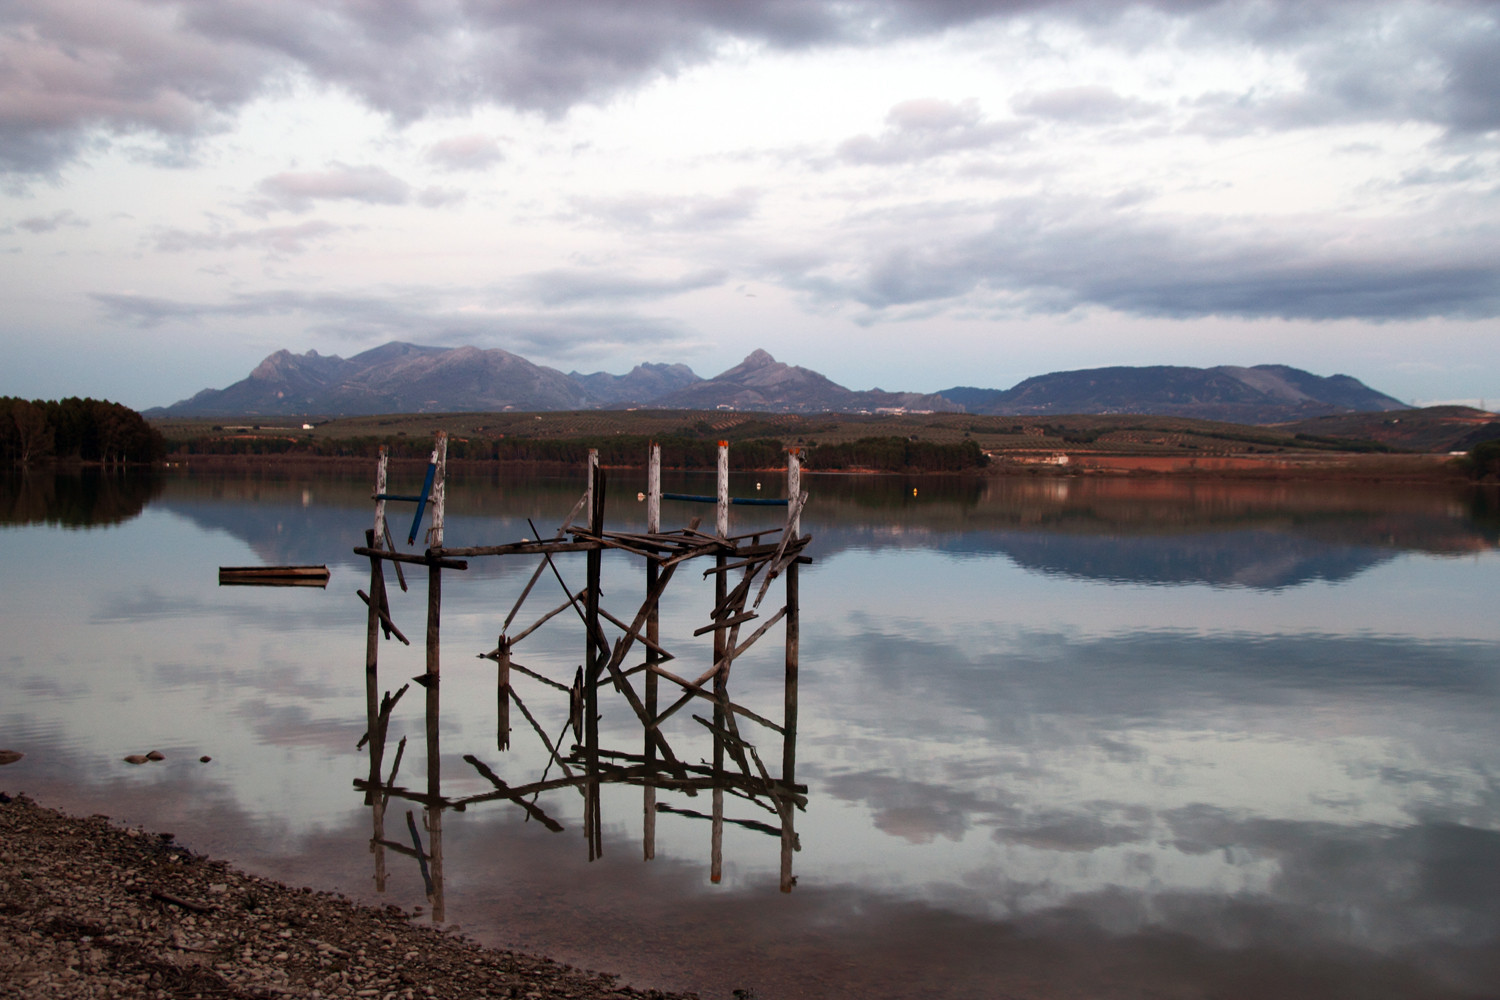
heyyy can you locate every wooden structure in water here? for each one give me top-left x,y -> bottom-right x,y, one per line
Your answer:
352,433 -> 810,920
218,564 -> 330,588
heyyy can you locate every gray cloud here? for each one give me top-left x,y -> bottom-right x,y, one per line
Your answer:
1183,4 -> 1500,137
0,0 -> 274,175
7,2 -> 1497,177
424,134 -> 504,172
153,219 -> 342,253
838,98 -> 1028,165
791,196 -> 1500,321
15,209 -> 87,233
89,286 -> 696,361
518,267 -> 730,306
1011,85 -> 1160,124
572,188 -> 762,231
252,163 -> 412,213
415,185 -> 466,208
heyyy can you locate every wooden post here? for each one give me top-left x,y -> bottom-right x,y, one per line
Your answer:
787,447 -> 801,539
423,432 -> 445,918
644,442 -> 660,861
585,461 -> 604,860
711,443 -> 727,882
586,449 -> 600,531
367,449 -> 391,888
425,432 -> 447,683
781,447 -> 801,892
716,440 -> 729,539
429,433 -> 446,550
364,526 -> 384,807
374,446 -> 388,547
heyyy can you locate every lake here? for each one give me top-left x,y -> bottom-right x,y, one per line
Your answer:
3,465 -> 1499,999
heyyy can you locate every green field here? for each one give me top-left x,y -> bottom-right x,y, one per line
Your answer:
152,407 -> 1411,456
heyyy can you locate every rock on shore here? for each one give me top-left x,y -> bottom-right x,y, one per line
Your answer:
0,794 -> 694,999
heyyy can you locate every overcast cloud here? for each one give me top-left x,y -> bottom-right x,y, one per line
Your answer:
2,0 -> 1497,407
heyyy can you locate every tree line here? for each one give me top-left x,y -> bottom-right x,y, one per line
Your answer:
1,397 -> 166,467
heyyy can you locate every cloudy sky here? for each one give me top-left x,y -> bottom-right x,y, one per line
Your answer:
3,0 -> 1498,410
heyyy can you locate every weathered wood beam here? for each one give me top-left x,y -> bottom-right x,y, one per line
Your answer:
353,547 -> 468,570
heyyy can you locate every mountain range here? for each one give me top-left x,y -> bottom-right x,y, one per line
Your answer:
149,342 -> 1409,424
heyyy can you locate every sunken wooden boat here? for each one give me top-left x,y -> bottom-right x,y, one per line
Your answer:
218,565 -> 331,588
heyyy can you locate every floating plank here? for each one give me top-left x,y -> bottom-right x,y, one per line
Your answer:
218,565 -> 329,587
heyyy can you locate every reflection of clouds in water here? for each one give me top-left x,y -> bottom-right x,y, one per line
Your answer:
10,473 -> 1500,998
821,771 -> 1000,844
944,530 -> 1396,589
230,698 -> 363,754
90,584 -> 344,638
807,623 -> 1500,741
1001,806 -> 1151,853
799,609 -> 1500,954
20,745 -> 1497,1000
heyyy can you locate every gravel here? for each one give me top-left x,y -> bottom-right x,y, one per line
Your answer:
0,794 -> 696,1000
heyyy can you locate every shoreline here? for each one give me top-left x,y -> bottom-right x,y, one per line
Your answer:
0,793 -> 694,1000
143,450 -> 1478,483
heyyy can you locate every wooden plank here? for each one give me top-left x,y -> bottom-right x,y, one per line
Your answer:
353,547 -> 468,570
382,515 -> 407,591
658,541 -> 724,569
350,779 -> 449,809
218,564 -> 331,577
509,590 -> 584,645
432,539 -> 597,558
597,605 -> 673,660
357,589 -> 411,645
505,659 -> 572,694
694,610 -> 757,636
508,687 -> 576,781
655,803 -> 781,839
218,564 -> 329,587
462,754 -> 564,832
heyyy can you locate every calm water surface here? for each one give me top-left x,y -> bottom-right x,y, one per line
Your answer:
3,468 -> 1499,999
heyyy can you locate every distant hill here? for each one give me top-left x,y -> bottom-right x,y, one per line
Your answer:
148,343 -> 958,417
156,342 -> 591,416
149,342 -> 1410,423
653,349 -> 958,414
1286,406 -> 1500,453
567,362 -> 701,407
939,365 -> 1408,424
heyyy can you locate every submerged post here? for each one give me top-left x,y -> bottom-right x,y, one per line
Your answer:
364,446 -> 391,808
423,432 -> 446,919
711,442 -> 728,881
644,441 -> 661,861
496,634 -> 511,751
424,432 -> 448,684
782,447 -> 801,892
585,460 -> 605,860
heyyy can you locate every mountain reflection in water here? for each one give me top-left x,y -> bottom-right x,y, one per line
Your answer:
1,468 -> 1498,998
